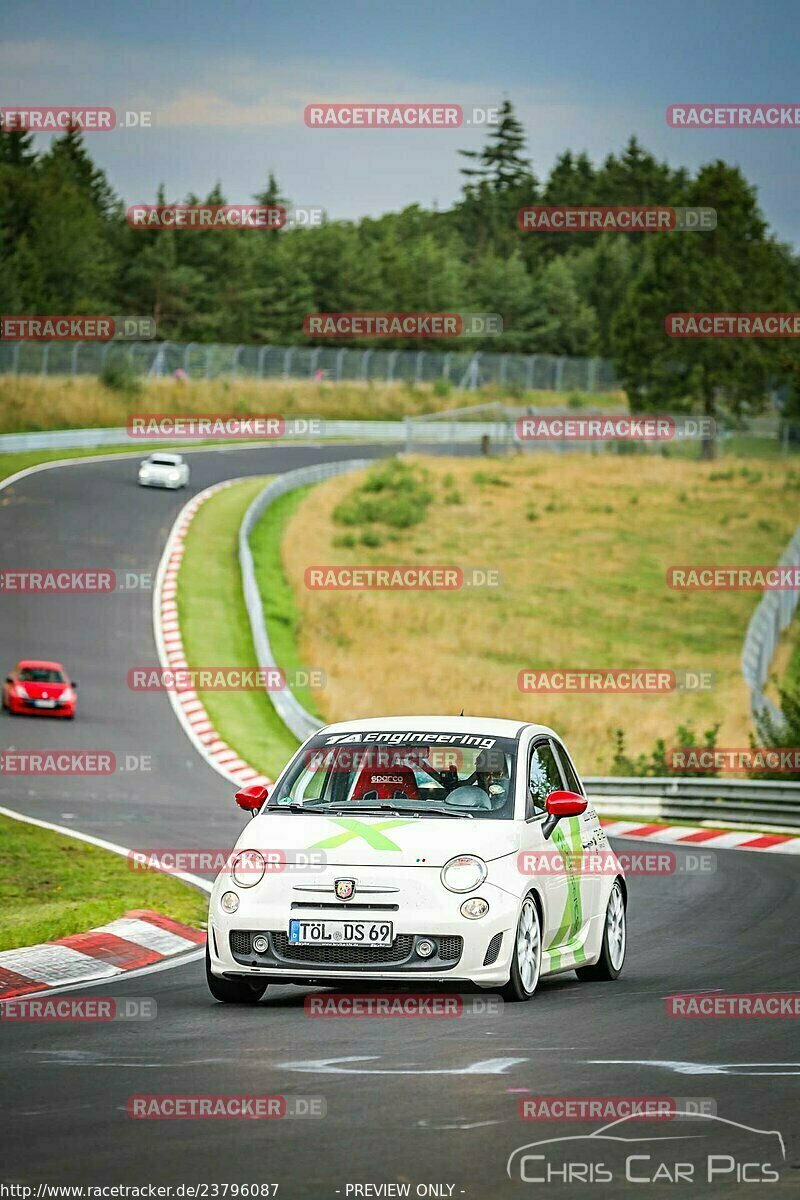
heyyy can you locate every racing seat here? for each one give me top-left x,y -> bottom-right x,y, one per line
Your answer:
352,763 -> 420,802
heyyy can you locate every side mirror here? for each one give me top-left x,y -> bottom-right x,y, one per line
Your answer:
542,789 -> 586,840
4,676 -> 11,684
235,783 -> 269,816
71,681 -> 78,689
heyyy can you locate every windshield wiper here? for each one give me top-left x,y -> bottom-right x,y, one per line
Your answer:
407,806 -> 473,819
320,804 -> 404,816
267,802 -> 472,819
263,803 -> 320,814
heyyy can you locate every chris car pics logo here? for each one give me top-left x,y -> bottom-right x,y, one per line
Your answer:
507,1112 -> 785,1185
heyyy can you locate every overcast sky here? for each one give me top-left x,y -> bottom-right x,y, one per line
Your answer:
4,0 -> 800,246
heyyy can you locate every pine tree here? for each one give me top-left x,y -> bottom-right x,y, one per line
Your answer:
459,100 -> 534,191
42,125 -> 119,219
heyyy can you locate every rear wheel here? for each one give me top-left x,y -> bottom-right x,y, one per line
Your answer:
206,944 -> 267,1004
501,896 -> 542,1002
576,879 -> 626,981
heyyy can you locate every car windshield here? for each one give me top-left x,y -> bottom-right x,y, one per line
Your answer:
150,456 -> 179,466
268,731 -> 518,819
19,667 -> 64,683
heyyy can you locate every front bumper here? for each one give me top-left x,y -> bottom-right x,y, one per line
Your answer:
9,697 -> 74,716
208,866 -> 520,987
138,475 -> 182,489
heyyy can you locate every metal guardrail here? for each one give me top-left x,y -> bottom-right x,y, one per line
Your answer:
585,776 -> 800,829
0,417 -> 623,453
238,458 -> 371,742
741,523 -> 800,722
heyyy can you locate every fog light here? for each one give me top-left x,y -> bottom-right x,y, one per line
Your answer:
416,939 -> 435,958
220,891 -> 239,914
252,934 -> 269,954
460,897 -> 489,919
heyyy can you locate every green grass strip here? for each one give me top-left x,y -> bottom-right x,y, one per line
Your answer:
0,814 -> 206,952
177,478 -> 301,780
249,486 -> 324,722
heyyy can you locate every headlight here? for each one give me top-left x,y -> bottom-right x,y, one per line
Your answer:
168,470 -> 180,480
14,684 -> 29,698
441,854 -> 487,893
231,849 -> 265,887
460,897 -> 489,919
220,891 -> 239,913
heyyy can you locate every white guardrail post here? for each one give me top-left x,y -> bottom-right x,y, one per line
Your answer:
741,522 -> 800,722
238,459 -> 371,742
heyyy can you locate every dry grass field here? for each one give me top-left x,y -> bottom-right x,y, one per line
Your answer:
0,375 -> 621,434
282,453 -> 795,773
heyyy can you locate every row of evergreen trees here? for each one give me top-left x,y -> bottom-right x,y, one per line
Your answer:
2,101 -> 799,425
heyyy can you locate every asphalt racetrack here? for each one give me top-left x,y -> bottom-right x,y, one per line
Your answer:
0,444 -> 798,1196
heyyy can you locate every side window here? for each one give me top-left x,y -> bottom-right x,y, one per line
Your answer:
526,741 -> 563,819
553,742 -> 584,797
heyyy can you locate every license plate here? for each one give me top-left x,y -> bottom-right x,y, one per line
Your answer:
34,699 -> 56,708
288,919 -> 393,946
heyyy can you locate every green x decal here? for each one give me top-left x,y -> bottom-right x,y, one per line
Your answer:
308,818 -> 412,851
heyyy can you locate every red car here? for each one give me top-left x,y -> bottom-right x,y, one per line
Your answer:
2,660 -> 77,718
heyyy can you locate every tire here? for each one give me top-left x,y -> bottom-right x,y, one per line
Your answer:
576,879 -> 626,982
501,895 -> 542,1002
205,943 -> 267,1004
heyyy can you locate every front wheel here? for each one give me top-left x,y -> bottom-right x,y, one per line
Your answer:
501,896 -> 542,1002
576,879 -> 626,982
206,944 -> 267,1004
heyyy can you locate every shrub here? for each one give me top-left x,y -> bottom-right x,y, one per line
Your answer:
333,459 -> 433,531
610,723 -> 721,777
100,351 -> 142,395
749,681 -> 800,780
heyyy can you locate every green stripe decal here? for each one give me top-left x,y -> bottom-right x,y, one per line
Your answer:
545,818 -> 584,970
308,818 -> 413,851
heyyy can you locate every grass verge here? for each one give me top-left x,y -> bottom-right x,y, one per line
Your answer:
0,814 -> 206,951
280,454 -> 796,773
176,478 -> 301,780
249,487 -> 325,723
0,375 -> 626,435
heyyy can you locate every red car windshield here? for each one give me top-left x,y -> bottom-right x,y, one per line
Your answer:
19,668 -> 65,683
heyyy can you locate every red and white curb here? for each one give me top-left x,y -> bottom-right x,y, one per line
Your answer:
153,479 -> 271,792
0,910 -> 205,1000
600,818 -> 800,855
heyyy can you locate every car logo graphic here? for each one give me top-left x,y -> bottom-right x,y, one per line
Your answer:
335,878 -> 356,901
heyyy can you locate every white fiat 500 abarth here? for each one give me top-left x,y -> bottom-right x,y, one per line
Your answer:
206,716 -> 627,1003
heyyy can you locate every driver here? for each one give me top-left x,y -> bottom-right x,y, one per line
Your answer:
475,747 -> 508,799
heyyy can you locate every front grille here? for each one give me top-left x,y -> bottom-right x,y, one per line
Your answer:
230,930 -> 252,956
272,932 -> 414,965
229,930 -> 463,969
290,902 -> 399,912
438,936 -> 463,961
483,931 -> 503,965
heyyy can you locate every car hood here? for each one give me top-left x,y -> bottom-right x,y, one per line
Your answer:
236,812 -> 520,867
18,680 -> 68,698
